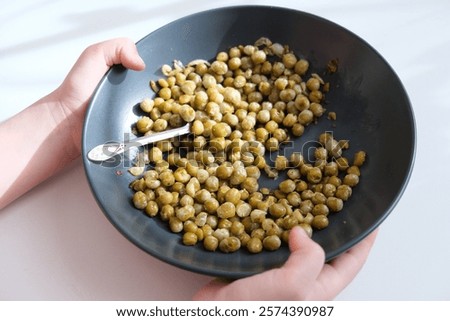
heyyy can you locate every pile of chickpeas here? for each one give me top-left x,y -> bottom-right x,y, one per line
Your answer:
129,38 -> 366,254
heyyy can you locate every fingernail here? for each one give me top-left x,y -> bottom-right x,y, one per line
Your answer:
138,56 -> 146,68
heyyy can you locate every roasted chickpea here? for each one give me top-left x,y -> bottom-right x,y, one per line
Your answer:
247,237 -> 263,253
307,167 -> 323,184
279,179 -> 296,194
263,235 -> 281,251
312,215 -> 329,230
269,203 -> 287,218
343,173 -> 360,187
132,191 -> 147,209
327,197 -> 344,212
335,184 -> 352,201
204,235 -> 219,251
219,236 -> 241,253
217,202 -> 236,219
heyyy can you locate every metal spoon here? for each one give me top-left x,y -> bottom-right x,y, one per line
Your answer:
87,123 -> 191,162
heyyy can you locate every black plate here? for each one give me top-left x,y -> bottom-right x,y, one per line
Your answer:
82,6 -> 415,278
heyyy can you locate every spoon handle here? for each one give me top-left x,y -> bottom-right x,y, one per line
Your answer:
87,123 -> 191,162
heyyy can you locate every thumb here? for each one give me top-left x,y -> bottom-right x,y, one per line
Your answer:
57,38 -> 145,109
282,226 -> 326,282
63,38 -> 145,92
99,37 -> 146,71
54,37 -> 146,152
193,227 -> 326,301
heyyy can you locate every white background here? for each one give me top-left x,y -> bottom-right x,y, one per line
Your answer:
0,0 -> 449,300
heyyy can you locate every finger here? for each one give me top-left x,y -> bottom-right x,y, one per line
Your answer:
99,37 -> 146,71
282,226 -> 325,279
192,278 -> 232,301
326,228 -> 378,277
314,229 -> 379,299
71,37 -> 145,83
192,266 -> 281,300
59,38 -> 145,107
193,227 -> 326,301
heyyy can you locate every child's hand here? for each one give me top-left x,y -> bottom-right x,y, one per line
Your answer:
0,38 -> 145,209
194,227 -> 378,300
54,37 -> 146,152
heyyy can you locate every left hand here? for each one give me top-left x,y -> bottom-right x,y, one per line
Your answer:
0,38 -> 145,210
53,37 -> 146,152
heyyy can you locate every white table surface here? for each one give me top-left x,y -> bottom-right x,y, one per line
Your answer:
1,0 -> 449,300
